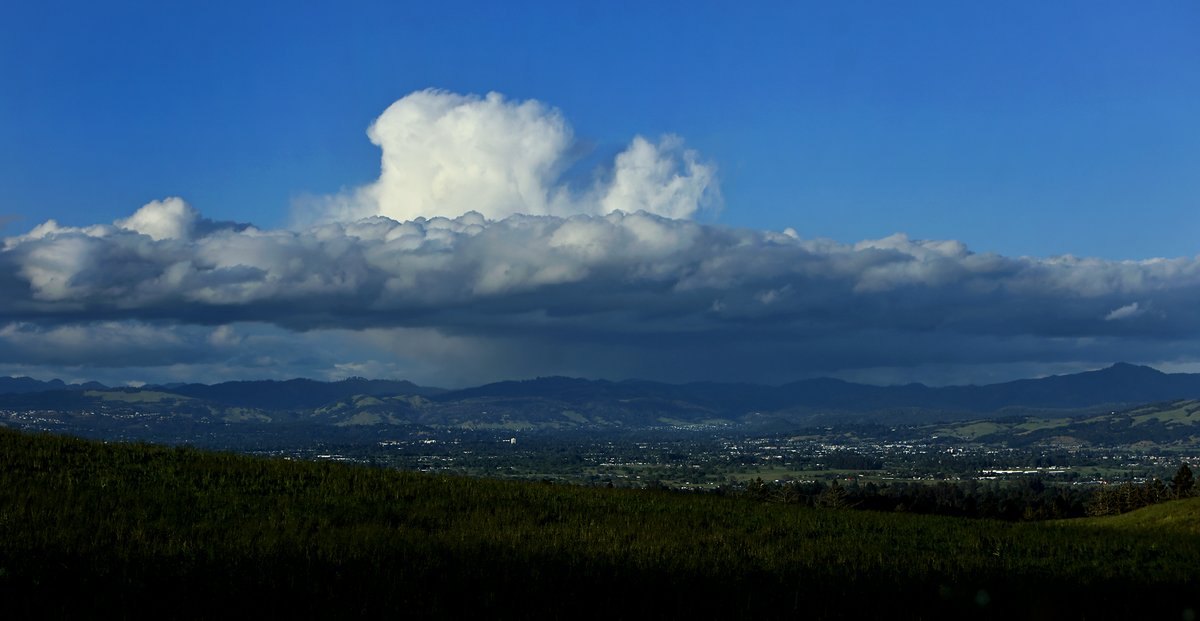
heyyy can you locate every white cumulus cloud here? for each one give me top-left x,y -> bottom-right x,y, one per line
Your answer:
307,89 -> 718,224
116,197 -> 199,241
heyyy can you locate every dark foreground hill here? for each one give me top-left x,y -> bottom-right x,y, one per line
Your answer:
0,428 -> 1197,619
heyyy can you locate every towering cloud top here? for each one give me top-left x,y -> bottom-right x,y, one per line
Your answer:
116,198 -> 199,241
316,90 -> 717,223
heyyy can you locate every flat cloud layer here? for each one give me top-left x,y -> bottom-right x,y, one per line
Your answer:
2,90 -> 1198,385
4,201 -> 1200,385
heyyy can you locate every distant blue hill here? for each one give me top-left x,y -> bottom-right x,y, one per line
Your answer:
431,363 -> 1200,416
3,363 -> 1200,423
158,378 -> 447,410
0,377 -> 107,394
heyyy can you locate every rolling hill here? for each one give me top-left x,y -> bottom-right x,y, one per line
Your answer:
5,363 -> 1200,434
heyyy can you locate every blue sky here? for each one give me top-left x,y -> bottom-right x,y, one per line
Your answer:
1,1 -> 1199,386
4,1 -> 1197,256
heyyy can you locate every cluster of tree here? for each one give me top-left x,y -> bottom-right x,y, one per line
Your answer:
1086,463 -> 1195,517
740,477 -> 1095,520
738,463 -> 1197,521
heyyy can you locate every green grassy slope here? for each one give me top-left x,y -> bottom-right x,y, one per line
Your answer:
1078,496 -> 1200,535
0,428 -> 1196,619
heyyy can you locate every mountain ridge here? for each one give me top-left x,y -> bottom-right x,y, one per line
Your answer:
4,363 -> 1200,431
1,362 -> 1182,400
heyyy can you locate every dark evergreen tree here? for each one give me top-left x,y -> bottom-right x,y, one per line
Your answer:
817,480 -> 851,509
1170,462 -> 1194,499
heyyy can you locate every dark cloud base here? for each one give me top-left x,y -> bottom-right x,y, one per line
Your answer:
2,200 -> 1199,386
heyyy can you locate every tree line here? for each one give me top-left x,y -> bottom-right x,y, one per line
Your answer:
735,462 -> 1195,521
1085,462 -> 1195,517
